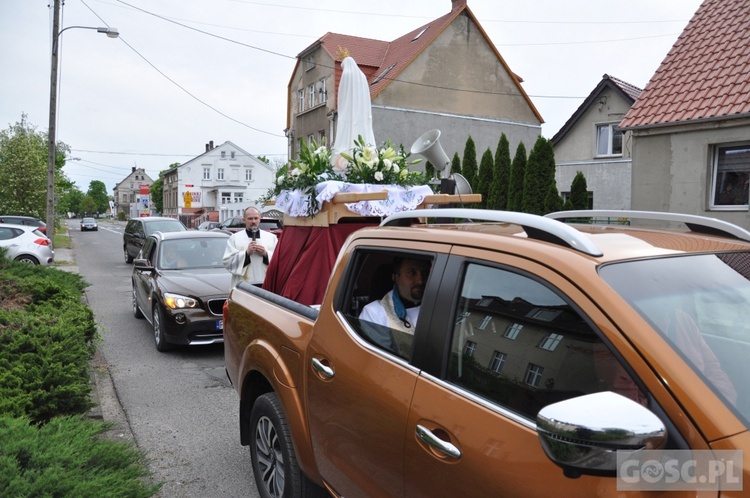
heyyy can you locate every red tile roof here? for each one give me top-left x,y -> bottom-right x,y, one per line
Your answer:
295,0 -> 542,122
620,0 -> 750,129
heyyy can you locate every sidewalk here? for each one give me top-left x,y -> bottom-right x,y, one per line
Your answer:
55,222 -> 136,444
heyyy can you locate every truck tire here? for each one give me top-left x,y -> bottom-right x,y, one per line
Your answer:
249,393 -> 327,498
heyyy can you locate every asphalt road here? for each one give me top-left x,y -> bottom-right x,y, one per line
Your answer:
62,219 -> 259,498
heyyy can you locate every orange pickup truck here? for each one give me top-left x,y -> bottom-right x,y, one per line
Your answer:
223,209 -> 750,497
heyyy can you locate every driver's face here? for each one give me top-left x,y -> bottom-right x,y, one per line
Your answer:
394,259 -> 430,303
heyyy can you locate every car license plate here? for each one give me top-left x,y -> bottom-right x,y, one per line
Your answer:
216,320 -> 223,330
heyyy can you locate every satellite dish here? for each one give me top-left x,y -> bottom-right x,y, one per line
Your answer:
453,173 -> 473,196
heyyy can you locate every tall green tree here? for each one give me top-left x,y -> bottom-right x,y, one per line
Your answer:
476,148 -> 494,209
507,142 -> 527,212
451,152 -> 462,177
0,115 -> 67,217
544,181 -> 564,213
522,136 -> 554,215
58,186 -> 84,216
80,195 -> 98,216
569,171 -> 590,210
86,180 -> 110,215
489,134 -> 511,210
461,136 -> 478,190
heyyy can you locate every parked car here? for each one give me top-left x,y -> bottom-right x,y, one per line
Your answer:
0,215 -> 47,234
80,217 -> 98,231
196,221 -> 220,231
216,216 -> 283,237
123,216 -> 186,264
0,224 -> 54,265
131,230 -> 231,352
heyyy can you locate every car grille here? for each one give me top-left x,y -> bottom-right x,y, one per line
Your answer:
207,299 -> 226,316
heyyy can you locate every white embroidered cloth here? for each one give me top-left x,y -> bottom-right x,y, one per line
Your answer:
275,181 -> 433,218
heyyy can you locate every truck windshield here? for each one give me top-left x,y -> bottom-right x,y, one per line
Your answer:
600,252 -> 750,427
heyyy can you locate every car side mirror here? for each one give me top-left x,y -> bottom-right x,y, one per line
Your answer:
536,391 -> 667,478
133,258 -> 155,272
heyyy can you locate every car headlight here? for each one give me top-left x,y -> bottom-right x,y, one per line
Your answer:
164,292 -> 197,309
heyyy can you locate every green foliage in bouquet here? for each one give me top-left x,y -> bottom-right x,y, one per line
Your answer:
340,135 -> 425,186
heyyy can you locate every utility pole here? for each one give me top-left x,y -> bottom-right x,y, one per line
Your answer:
46,0 -> 61,245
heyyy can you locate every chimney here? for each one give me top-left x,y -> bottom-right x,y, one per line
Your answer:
206,143 -> 210,152
132,166 -> 136,173
210,140 -> 214,150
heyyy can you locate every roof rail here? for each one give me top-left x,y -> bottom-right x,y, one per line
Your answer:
381,208 -> 603,257
545,210 -> 750,242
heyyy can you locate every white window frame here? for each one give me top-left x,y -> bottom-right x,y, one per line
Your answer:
203,167 -> 210,180
318,78 -> 327,103
525,363 -> 544,387
233,192 -> 243,203
504,323 -> 523,340
710,143 -> 750,209
538,333 -> 564,351
478,315 -> 492,330
217,168 -> 225,181
308,84 -> 316,108
298,90 -> 305,113
595,123 -> 623,157
245,168 -> 253,182
489,351 -> 506,374
221,192 -> 231,204
464,341 -> 476,357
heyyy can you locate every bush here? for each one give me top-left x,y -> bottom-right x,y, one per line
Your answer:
0,415 -> 160,497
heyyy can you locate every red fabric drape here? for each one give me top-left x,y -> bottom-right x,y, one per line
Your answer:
263,223 -> 373,305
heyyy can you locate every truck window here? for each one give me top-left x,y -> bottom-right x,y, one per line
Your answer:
448,263 -> 645,420
342,251 -> 434,361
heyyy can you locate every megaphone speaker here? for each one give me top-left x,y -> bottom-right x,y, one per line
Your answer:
410,129 -> 451,178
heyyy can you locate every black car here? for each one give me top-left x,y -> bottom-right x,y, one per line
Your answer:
131,230 -> 231,352
0,215 -> 47,234
216,216 -> 283,237
80,217 -> 98,231
123,216 -> 186,263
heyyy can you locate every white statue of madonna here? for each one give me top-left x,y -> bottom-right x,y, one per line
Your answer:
331,57 -> 376,173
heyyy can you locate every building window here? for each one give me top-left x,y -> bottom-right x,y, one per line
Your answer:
217,168 -> 225,180
478,315 -> 492,330
203,168 -> 210,180
504,323 -> 523,340
319,130 -> 326,146
596,124 -> 623,156
308,134 -> 315,145
231,151 -> 235,159
233,193 -> 243,203
221,151 -> 226,159
318,78 -> 327,103
221,192 -> 231,204
308,84 -> 316,108
525,363 -> 544,388
489,351 -> 506,374
298,90 -> 305,113
305,55 -> 314,71
464,341 -> 476,357
538,333 -> 564,351
712,144 -> 750,208
245,168 -> 253,181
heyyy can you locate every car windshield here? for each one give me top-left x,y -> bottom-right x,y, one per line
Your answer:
600,252 -> 750,426
158,238 -> 227,270
82,218 -> 95,223
145,221 -> 186,236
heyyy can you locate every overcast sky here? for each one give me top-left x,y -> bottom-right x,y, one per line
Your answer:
0,0 -> 703,193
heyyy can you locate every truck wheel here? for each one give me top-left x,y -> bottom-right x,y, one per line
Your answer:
249,393 -> 326,498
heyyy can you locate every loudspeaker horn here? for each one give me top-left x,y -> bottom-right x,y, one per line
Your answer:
453,173 -> 473,195
410,129 -> 451,179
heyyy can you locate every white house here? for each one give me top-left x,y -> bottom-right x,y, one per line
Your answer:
162,140 -> 277,227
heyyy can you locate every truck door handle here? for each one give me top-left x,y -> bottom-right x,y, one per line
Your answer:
416,424 -> 462,459
311,358 -> 334,379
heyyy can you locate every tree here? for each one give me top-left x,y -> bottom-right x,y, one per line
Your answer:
451,152 -> 462,177
86,180 -> 110,215
544,181 -> 564,213
80,195 -> 98,216
489,134 -> 511,210
507,142 -> 527,212
0,116 -> 58,217
522,136 -> 554,215
476,148 -> 494,209
58,186 -> 84,217
461,136 -> 478,191
569,171 -> 590,210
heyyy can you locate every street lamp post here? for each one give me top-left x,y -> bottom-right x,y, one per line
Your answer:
47,0 -> 118,242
